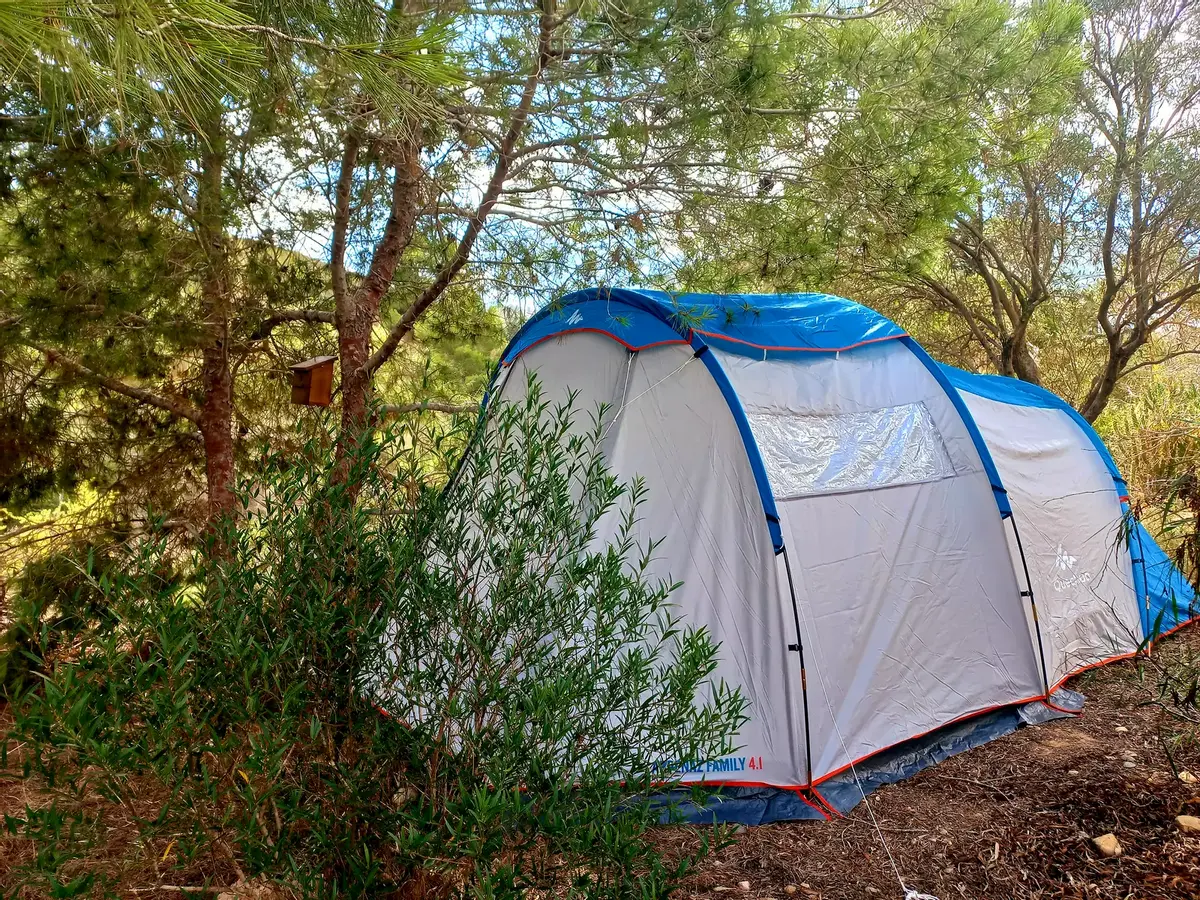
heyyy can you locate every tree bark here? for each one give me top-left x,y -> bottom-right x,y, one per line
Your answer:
336,132 -> 424,440
196,115 -> 237,523
1003,318 -> 1042,385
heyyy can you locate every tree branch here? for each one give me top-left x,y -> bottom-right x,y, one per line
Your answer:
914,275 -> 1002,369
40,347 -> 202,424
1120,347 -> 1200,377
250,309 -> 335,340
361,0 -> 558,377
330,130 -> 362,310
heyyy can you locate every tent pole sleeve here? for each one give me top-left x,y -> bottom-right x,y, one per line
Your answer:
781,545 -> 814,788
689,335 -> 784,551
1009,515 -> 1051,696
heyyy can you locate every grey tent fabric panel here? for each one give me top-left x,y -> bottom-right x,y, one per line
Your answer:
506,338 -> 812,788
715,343 -> 1044,783
956,392 -> 1142,685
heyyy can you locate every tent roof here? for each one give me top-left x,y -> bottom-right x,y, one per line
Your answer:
502,287 -> 907,364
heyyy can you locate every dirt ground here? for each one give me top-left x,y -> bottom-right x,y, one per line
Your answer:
669,630 -> 1200,900
4,631 -> 1199,899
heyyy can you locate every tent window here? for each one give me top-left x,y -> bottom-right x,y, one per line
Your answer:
747,403 -> 956,499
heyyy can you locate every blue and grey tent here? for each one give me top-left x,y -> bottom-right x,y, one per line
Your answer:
490,287 -> 1198,821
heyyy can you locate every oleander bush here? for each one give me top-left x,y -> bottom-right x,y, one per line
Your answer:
4,379 -> 746,898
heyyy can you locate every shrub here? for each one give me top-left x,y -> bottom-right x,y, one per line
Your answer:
4,379 -> 746,898
0,541 -> 127,697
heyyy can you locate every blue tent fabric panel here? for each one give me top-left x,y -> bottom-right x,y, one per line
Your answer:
655,786 -> 828,825
903,342 -> 1013,517
657,290 -> 907,354
1134,519 -> 1199,637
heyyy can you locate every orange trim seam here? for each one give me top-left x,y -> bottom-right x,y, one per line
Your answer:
502,328 -> 687,366
809,786 -> 843,818
691,329 -> 906,354
1048,651 -> 1139,695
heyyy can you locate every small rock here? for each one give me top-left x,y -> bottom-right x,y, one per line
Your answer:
1115,725 -> 1129,733
1177,814 -> 1200,834
784,888 -> 798,896
739,882 -> 751,892
1179,770 -> 1198,784
1123,761 -> 1138,769
1092,833 -> 1123,858
1068,769 -> 1080,775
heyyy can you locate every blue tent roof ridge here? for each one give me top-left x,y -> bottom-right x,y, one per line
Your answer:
502,286 -> 908,364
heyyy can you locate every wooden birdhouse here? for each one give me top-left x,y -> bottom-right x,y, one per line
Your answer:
289,356 -> 336,406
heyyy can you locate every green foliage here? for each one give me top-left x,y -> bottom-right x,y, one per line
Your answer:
0,541 -> 127,696
1099,372 -> 1200,577
674,0 -> 1085,292
5,380 -> 745,897
870,0 -> 1200,419
0,0 -> 454,134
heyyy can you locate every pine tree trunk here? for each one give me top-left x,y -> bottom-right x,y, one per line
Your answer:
337,135 -> 423,441
338,305 -> 375,439
197,117 -> 236,523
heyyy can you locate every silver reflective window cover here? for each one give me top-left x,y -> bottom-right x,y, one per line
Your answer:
747,403 -> 956,499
